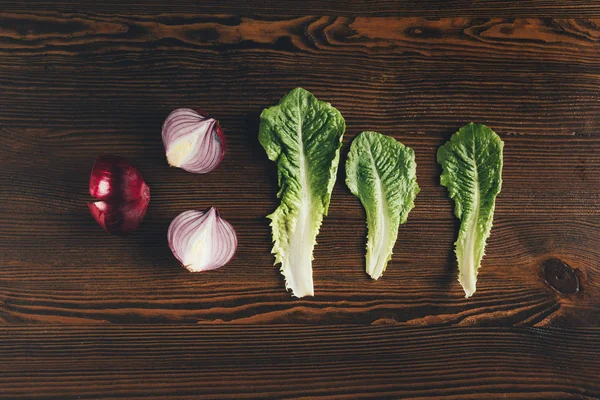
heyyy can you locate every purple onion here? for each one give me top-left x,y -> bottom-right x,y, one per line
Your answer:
168,208 -> 237,272
162,108 -> 225,174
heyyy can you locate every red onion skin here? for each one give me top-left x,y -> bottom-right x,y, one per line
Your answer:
88,155 -> 150,235
214,120 -> 226,162
197,109 -> 227,156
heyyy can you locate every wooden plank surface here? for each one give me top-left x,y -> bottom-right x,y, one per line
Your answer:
1,12 -> 599,326
1,2 -> 600,399
2,1 -> 600,17
1,325 -> 599,399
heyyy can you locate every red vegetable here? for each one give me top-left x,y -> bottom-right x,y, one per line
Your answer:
168,208 -> 237,272
88,155 -> 150,235
162,108 -> 225,174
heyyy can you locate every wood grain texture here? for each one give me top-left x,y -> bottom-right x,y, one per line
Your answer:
2,12 -> 600,326
0,325 -> 599,400
2,4 -> 600,399
2,1 -> 600,17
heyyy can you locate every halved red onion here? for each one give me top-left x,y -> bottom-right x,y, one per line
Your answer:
168,208 -> 237,272
162,108 -> 225,174
88,155 -> 150,235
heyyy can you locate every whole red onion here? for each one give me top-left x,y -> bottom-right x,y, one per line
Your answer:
88,155 -> 150,235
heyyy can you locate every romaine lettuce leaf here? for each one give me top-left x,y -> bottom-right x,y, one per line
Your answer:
259,88 -> 345,297
437,123 -> 504,298
346,131 -> 419,280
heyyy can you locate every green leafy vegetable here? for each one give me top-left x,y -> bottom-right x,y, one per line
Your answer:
346,131 -> 419,280
259,88 -> 345,297
437,123 -> 504,298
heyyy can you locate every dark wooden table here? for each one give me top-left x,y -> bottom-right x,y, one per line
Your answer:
2,1 -> 600,399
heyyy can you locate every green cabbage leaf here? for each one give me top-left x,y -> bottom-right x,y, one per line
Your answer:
437,123 -> 504,298
259,88 -> 345,297
346,131 -> 419,280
